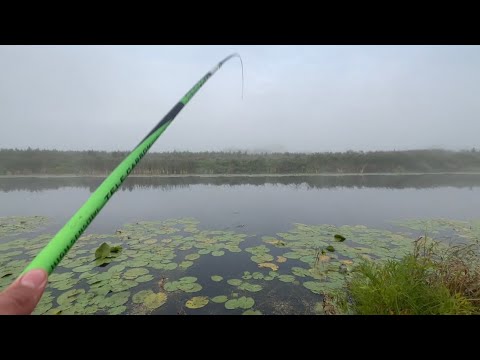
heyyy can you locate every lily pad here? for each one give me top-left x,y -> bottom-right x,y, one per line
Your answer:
136,274 -> 154,283
282,252 -> 302,260
108,264 -> 126,273
108,305 -> 127,315
238,282 -> 263,292
278,275 -> 295,283
179,261 -> 193,269
128,260 -> 149,267
72,264 -> 95,273
163,262 -> 178,270
227,279 -> 243,286
225,296 -> 255,310
144,292 -> 168,310
326,246 -> 335,252
185,296 -> 209,309
276,256 -> 287,263
252,272 -> 264,280
123,268 -> 149,279
95,243 -> 122,260
211,275 -> 223,282
57,289 -> 85,306
291,267 -> 311,278
185,253 -> 200,261
251,254 -> 274,263
242,309 -> 262,315
211,251 -> 225,257
242,271 -> 252,280
211,295 -> 228,303
133,290 -> 154,304
180,283 -> 203,293
303,281 -> 327,294
258,262 -> 279,271
334,234 -> 346,241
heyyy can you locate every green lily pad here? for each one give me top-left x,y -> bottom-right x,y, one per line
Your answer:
225,296 -> 254,310
95,242 -> 122,260
185,253 -> 200,261
303,281 -> 327,294
179,261 -> 193,269
291,267 -> 311,278
282,252 -> 302,259
242,309 -> 262,315
211,251 -> 225,257
250,254 -> 274,263
211,295 -> 228,303
133,290 -> 154,304
211,275 -> 223,282
179,277 -> 197,283
242,271 -> 252,280
185,296 -> 209,309
326,246 -> 335,252
163,262 -> 178,270
334,234 -> 346,241
225,299 -> 239,310
136,274 -> 154,283
48,272 -> 74,283
179,283 -> 203,293
72,264 -> 95,273
108,305 -> 127,315
278,275 -> 296,283
57,289 -> 85,306
123,268 -> 149,280
227,279 -> 243,286
111,280 -> 138,292
108,264 -> 126,273
164,282 -> 179,292
238,282 -> 263,292
128,260 -> 149,267
144,292 -> 168,310
252,272 -> 264,280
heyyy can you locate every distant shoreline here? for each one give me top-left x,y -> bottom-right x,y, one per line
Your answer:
3,172 -> 480,179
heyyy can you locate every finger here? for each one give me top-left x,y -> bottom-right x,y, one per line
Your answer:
0,269 -> 48,315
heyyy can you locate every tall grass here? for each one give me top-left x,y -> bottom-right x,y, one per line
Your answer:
345,237 -> 480,315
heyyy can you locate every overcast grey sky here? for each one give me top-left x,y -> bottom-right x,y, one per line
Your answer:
1,45 -> 479,153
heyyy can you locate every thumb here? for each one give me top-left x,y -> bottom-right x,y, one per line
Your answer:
0,269 -> 48,315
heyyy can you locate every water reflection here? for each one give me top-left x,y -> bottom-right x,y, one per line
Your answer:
2,174 -> 480,193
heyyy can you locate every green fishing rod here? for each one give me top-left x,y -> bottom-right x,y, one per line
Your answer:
22,53 -> 243,276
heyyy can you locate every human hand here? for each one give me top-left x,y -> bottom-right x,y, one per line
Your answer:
0,269 -> 48,315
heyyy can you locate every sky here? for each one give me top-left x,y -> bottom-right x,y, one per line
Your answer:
0,45 -> 479,153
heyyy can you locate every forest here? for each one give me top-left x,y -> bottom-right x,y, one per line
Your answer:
1,148 -> 480,175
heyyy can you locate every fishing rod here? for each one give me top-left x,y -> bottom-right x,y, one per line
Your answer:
22,53 -> 243,276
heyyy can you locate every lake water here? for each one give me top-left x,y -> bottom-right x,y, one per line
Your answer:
1,174 -> 480,315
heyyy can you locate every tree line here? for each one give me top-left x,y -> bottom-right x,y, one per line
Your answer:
1,148 -> 480,175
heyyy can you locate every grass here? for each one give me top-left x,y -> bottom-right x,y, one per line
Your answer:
340,237 -> 480,315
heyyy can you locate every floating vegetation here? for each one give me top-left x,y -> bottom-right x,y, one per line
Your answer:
0,216 -> 49,238
334,234 -> 346,242
225,296 -> 255,310
2,215 -> 478,315
242,309 -> 262,315
258,263 -> 279,271
95,243 -> 123,260
211,295 -> 228,303
185,296 -> 209,309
